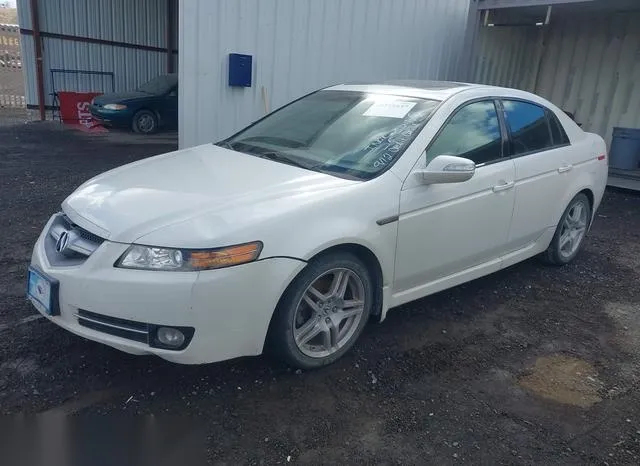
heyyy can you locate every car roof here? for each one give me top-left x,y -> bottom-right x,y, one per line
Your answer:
325,80 -> 484,101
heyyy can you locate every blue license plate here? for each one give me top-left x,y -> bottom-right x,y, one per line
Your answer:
27,267 -> 59,316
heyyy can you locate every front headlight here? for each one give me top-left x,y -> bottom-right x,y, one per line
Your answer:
103,103 -> 127,110
115,242 -> 263,271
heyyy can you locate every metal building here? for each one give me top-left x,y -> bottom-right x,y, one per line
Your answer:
15,0 -> 473,147
14,0 -> 640,170
470,0 -> 640,150
17,0 -> 177,120
178,0 -> 474,148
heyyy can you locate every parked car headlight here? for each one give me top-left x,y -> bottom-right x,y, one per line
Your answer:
103,104 -> 127,110
115,242 -> 263,271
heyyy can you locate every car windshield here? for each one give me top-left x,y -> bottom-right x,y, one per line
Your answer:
222,90 -> 440,180
137,74 -> 178,95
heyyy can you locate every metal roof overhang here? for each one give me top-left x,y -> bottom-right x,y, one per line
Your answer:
478,0 -> 595,9
476,0 -> 640,27
478,0 -> 640,13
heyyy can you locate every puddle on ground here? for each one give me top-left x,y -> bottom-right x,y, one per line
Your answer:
518,355 -> 604,408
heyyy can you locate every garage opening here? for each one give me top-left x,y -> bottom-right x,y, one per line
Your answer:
16,0 -> 178,138
471,0 -> 640,190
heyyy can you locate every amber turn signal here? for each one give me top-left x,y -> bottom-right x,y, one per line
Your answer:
188,242 -> 263,270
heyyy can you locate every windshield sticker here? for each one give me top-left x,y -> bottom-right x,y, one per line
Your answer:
363,101 -> 417,119
368,121 -> 422,169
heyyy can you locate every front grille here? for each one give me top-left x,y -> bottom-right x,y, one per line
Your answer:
45,213 -> 105,266
63,216 -> 104,245
76,310 -> 149,344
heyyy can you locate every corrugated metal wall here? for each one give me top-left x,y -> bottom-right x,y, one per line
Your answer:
472,25 -> 541,91
179,0 -> 472,148
17,0 -> 175,108
536,11 -> 640,145
473,9 -> 640,146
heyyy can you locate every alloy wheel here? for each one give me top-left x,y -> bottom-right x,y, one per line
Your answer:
559,199 -> 588,259
137,114 -> 155,133
292,268 -> 366,358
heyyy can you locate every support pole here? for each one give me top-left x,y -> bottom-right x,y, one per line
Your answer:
166,0 -> 175,73
29,0 -> 46,120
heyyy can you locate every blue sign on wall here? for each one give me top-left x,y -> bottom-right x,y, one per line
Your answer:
229,53 -> 253,87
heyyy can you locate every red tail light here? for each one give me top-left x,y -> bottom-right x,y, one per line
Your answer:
597,155 -> 606,161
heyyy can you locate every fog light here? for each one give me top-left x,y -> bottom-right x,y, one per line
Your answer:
156,327 -> 185,348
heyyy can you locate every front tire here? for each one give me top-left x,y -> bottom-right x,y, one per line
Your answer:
543,193 -> 591,265
132,109 -> 158,134
268,252 -> 373,370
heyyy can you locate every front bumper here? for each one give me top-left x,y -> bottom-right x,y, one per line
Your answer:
29,214 -> 305,364
89,106 -> 133,127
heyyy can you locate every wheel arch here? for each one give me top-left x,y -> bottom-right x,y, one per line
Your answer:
579,187 -> 595,223
554,181 -> 596,229
572,187 -> 595,227
308,243 -> 385,319
263,242 -> 386,352
579,187 -> 594,210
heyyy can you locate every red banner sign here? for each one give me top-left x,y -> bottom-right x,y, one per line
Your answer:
57,91 -> 107,132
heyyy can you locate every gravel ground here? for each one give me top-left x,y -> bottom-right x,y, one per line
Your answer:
1,117 -> 640,465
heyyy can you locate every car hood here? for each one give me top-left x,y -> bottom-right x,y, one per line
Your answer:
93,91 -> 152,104
62,144 -> 358,244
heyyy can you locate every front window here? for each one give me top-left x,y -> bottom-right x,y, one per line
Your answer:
222,90 -> 440,180
425,100 -> 503,165
138,74 -> 178,95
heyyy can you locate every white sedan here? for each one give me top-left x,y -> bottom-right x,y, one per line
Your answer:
28,81 -> 608,369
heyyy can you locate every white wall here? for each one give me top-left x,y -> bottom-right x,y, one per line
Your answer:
179,0 -> 472,148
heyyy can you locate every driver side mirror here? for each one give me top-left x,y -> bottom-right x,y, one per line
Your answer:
415,155 -> 476,185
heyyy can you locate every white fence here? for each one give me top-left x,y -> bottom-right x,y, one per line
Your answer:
0,24 -> 25,107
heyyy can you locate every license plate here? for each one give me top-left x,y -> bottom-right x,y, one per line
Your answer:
27,267 -> 59,316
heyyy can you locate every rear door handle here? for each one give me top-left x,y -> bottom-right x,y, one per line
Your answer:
493,181 -> 514,193
558,164 -> 573,173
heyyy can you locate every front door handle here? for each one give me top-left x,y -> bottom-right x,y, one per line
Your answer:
558,164 -> 573,173
493,181 -> 515,193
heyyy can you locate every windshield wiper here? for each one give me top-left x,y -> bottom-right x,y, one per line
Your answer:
258,151 -> 315,170
216,141 -> 236,150
218,142 -> 317,171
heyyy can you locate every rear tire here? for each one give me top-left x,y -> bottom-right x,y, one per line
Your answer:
268,252 -> 373,370
132,109 -> 158,134
543,193 -> 591,266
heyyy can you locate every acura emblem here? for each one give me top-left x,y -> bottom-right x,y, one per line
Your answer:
55,231 -> 70,254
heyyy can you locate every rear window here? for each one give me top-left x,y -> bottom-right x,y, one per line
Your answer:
548,111 -> 570,146
138,74 -> 178,95
502,100 -> 553,156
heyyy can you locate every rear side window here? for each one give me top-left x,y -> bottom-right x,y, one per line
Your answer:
548,110 -> 570,146
502,100 -> 553,156
425,100 -> 503,165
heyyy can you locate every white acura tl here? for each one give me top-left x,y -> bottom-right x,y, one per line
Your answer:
28,81 -> 608,369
